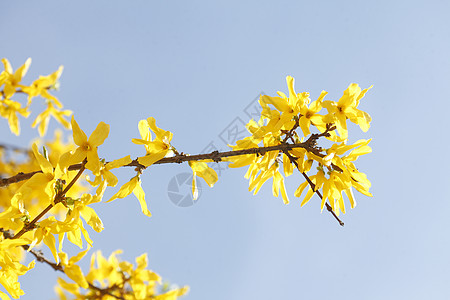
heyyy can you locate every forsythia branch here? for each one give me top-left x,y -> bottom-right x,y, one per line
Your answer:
0,142 -> 313,188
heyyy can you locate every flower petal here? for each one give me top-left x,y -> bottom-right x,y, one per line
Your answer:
88,122 -> 110,147
71,117 -> 88,146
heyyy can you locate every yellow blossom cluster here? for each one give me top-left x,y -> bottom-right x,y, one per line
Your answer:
55,250 -> 188,300
0,59 -> 191,299
226,76 -> 373,215
0,58 -> 71,136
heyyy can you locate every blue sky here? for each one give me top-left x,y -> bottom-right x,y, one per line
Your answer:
2,1 -> 450,299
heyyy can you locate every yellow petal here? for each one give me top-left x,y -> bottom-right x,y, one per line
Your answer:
13,58 -> 31,82
286,76 -> 297,107
32,143 -> 54,174
191,174 -> 199,200
107,177 -> 138,202
69,246 -> 91,265
132,179 -> 151,217
86,149 -> 101,175
67,228 -> 83,249
282,154 -> 293,177
138,119 -> 151,141
71,117 -> 88,146
106,155 -> 132,169
43,234 -> 59,264
137,150 -> 167,167
65,265 -> 89,289
0,290 -> 11,300
299,116 -> 311,136
294,181 -> 309,198
147,117 -> 172,142
80,206 -> 104,232
1,58 -> 12,73
56,278 -> 79,295
189,161 -> 218,188
344,188 -> 356,209
70,147 -> 87,165
260,95 -> 290,113
88,122 -> 110,147
300,187 -> 314,207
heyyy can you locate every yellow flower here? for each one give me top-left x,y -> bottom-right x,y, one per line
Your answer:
87,155 -> 132,198
225,137 -> 260,168
298,90 -> 327,136
247,160 -> 289,204
84,250 -> 125,291
188,161 -> 218,200
32,102 -> 72,136
0,99 -> 30,135
260,76 -> 309,116
321,170 -> 353,215
54,250 -> 190,299
337,140 -> 373,198
132,117 -> 173,167
28,214 -> 92,264
21,65 -> 64,106
107,175 -> 151,217
9,144 -> 70,213
322,83 -> 372,139
44,129 -> 76,166
63,193 -> 105,234
1,58 -> 31,99
272,168 -> 289,204
58,248 -> 91,289
70,116 -> 110,175
0,238 -> 35,299
295,169 -> 327,207
259,76 -> 310,135
55,277 -> 81,299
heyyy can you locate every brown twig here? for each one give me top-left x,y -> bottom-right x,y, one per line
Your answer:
0,143 -> 31,154
282,149 -> 344,226
1,142 -> 314,187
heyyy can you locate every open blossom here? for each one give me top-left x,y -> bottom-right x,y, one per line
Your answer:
0,238 -> 35,299
32,102 -> 72,136
70,116 -> 110,175
259,76 -> 310,136
298,90 -> 328,136
87,155 -> 132,198
0,99 -> 30,136
21,65 -> 64,106
0,58 -> 31,99
132,117 -> 173,167
322,83 -> 372,139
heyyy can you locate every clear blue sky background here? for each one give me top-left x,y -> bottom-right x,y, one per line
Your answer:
2,1 -> 450,299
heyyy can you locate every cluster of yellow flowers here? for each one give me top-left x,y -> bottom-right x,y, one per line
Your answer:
226,76 -> 372,215
0,58 -> 71,137
0,58 -> 373,299
0,59 -> 191,299
55,250 -> 188,300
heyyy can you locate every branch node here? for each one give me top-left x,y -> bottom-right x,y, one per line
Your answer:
211,150 -> 222,163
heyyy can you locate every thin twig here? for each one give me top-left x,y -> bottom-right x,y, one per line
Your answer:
282,149 -> 344,226
1,142 -> 313,187
0,143 -> 31,154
